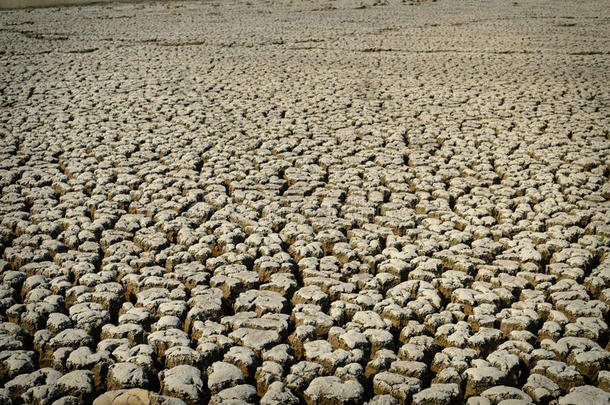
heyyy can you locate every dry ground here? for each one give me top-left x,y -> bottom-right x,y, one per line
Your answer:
0,0 -> 609,404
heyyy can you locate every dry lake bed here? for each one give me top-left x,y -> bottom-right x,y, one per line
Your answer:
0,0 -> 609,404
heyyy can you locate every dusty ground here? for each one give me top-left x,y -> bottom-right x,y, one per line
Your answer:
0,0 -> 609,404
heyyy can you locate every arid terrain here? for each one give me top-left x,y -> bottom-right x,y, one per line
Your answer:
0,0 -> 609,404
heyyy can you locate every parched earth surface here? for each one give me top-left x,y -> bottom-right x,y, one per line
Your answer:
0,0 -> 609,404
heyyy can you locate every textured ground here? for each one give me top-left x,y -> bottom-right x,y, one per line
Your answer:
0,0 -> 609,404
